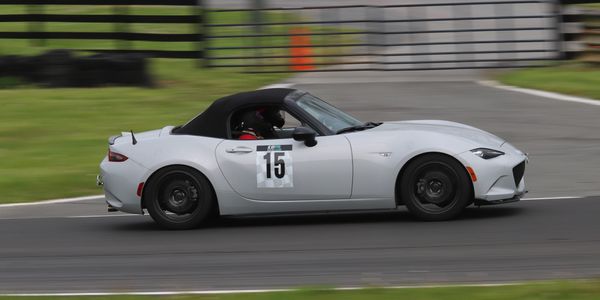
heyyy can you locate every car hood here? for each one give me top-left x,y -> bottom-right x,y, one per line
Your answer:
372,120 -> 506,148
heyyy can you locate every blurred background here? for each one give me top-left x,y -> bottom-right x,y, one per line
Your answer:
1,0 -> 600,298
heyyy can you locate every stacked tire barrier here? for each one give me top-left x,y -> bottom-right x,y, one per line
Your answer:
580,8 -> 600,64
0,50 -> 154,87
561,6 -> 585,60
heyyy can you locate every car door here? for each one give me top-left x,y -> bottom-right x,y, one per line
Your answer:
215,135 -> 352,201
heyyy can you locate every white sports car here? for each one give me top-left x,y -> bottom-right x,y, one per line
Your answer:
98,89 -> 528,229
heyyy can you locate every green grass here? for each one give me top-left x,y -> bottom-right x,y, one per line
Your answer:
579,4 -> 600,9
0,60 -> 284,203
497,64 -> 600,100
1,280 -> 600,300
0,76 -> 24,89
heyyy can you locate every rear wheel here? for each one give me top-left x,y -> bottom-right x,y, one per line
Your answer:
400,154 -> 472,221
145,166 -> 215,230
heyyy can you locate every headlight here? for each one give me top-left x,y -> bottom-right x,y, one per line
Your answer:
471,148 -> 505,159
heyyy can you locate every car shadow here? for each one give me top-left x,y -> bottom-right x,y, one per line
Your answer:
111,205 -> 525,231
459,205 -> 524,220
215,206 -> 524,228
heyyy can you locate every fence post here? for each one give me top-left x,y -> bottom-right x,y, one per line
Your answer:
198,0 -> 209,68
251,0 -> 265,68
27,3 -> 46,47
113,4 -> 132,51
252,0 -> 265,34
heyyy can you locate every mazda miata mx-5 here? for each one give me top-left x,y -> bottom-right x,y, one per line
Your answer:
98,88 -> 528,229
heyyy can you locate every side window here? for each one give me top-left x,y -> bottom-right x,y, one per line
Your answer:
229,105 -> 310,140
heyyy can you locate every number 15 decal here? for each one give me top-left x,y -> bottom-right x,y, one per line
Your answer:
256,145 -> 293,188
263,152 -> 286,179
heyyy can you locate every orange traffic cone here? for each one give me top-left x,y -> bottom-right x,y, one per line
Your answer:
289,27 -> 315,71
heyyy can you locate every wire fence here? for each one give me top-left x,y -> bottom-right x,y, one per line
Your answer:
204,1 -> 562,73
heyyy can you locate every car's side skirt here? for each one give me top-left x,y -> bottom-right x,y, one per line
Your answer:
217,196 -> 396,216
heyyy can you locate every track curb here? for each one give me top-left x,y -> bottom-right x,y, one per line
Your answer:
0,282 -> 525,296
478,80 -> 600,106
0,195 -> 104,208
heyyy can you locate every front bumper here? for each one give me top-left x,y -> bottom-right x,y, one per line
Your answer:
457,146 -> 528,204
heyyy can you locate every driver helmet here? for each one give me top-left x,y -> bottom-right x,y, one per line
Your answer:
238,107 -> 283,139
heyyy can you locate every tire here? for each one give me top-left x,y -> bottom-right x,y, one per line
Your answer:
400,154 -> 473,221
145,166 -> 215,230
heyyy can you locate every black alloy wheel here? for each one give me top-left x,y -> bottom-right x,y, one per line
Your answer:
400,154 -> 473,221
145,166 -> 215,230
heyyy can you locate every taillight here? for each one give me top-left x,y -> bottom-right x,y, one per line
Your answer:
108,149 -> 128,162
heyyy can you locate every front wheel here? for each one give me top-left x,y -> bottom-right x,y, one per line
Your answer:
400,154 -> 473,221
145,166 -> 215,230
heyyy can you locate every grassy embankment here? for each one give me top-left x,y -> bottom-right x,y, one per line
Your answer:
0,5 -> 349,203
496,64 -> 600,100
580,4 -> 600,9
1,280 -> 600,300
497,4 -> 600,99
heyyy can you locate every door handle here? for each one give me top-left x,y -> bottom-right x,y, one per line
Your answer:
226,147 -> 253,154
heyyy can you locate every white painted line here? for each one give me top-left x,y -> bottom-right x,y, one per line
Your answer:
0,282 -> 526,297
258,83 -> 295,90
0,214 -> 139,221
478,80 -> 600,106
0,195 -> 105,208
66,214 -> 137,219
1,290 -> 289,297
521,196 -> 583,201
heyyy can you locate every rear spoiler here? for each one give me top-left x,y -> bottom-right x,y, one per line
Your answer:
108,134 -> 121,145
108,130 -> 137,145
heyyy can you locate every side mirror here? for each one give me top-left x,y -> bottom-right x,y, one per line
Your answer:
292,127 -> 317,147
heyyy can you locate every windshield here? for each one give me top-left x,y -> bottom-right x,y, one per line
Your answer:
295,93 -> 363,132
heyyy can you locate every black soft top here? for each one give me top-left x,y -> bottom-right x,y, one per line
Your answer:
173,88 -> 297,138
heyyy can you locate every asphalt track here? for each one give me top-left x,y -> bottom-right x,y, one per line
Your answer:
0,197 -> 599,294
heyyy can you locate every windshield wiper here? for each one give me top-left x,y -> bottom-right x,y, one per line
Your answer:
336,121 -> 382,134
